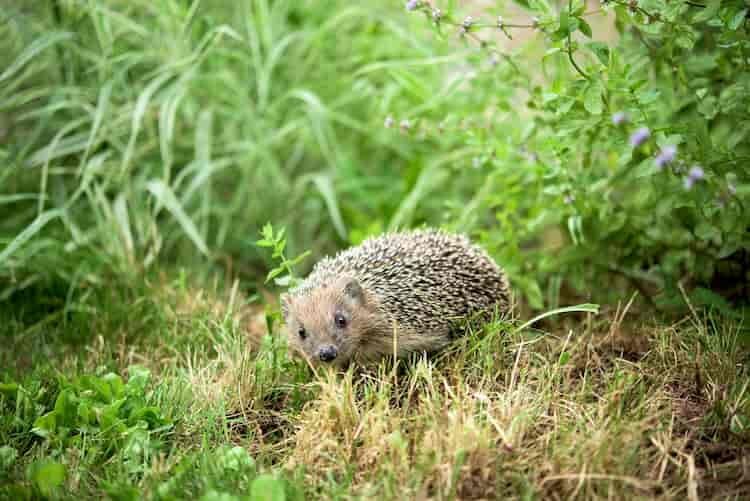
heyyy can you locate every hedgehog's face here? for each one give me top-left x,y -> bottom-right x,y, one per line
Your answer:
280,277 -> 371,367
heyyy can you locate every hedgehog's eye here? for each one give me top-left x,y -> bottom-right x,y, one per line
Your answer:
298,327 -> 307,339
334,313 -> 347,329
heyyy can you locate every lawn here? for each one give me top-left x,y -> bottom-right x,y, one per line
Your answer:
1,276 -> 748,499
1,1 -> 749,499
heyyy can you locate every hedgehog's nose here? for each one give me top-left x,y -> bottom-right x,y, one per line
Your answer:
318,345 -> 338,362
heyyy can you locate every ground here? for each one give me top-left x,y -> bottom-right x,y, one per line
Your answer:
0,274 -> 748,500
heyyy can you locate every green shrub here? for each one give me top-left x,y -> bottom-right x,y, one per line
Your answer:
395,0 -> 749,309
1,0 -> 747,313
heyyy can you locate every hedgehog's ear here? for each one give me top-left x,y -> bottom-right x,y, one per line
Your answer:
342,278 -> 365,306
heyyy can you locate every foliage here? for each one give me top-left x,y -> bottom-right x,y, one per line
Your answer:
0,0 -> 446,298
398,0 -> 750,309
0,0 -> 749,499
1,268 -> 748,498
31,367 -> 172,460
2,0 -> 748,310
256,223 -> 310,288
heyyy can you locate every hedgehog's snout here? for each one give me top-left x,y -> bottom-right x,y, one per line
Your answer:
318,344 -> 338,362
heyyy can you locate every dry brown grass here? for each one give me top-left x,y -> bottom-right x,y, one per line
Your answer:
181,297 -> 750,499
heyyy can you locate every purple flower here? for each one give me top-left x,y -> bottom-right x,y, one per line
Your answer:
683,165 -> 704,189
405,0 -> 420,11
611,112 -> 628,126
384,116 -> 394,128
654,145 -> 677,169
629,127 -> 650,148
689,165 -> 704,180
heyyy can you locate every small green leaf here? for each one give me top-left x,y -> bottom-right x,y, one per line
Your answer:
543,47 -> 562,59
126,366 -> 151,394
0,446 -> 18,471
578,18 -> 592,37
637,89 -> 661,105
675,29 -> 696,50
250,474 -> 286,501
199,491 -> 241,501
693,0 -> 720,22
583,81 -> 603,115
32,412 -> 57,437
698,95 -> 718,120
729,9 -> 748,30
691,287 -> 734,314
0,383 -> 18,396
221,446 -> 255,472
265,266 -> 285,283
287,250 -> 311,267
27,460 -> 65,497
53,389 -> 77,428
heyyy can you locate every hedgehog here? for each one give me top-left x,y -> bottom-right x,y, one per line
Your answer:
280,229 -> 511,366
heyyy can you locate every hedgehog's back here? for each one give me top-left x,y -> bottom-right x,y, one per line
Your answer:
293,229 -> 510,334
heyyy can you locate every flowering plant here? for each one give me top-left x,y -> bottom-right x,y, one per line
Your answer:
394,0 -> 749,309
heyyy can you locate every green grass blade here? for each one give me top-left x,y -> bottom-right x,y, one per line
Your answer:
0,32 -> 73,84
515,304 -> 600,333
310,174 -> 347,241
0,209 -> 63,265
146,180 -> 209,256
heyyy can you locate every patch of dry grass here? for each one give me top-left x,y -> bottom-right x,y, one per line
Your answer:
181,298 -> 748,500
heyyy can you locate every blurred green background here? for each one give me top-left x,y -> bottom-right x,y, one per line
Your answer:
2,0 -> 749,312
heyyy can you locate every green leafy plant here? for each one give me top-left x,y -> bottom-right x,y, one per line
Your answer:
31,366 -> 172,465
397,0 -> 749,310
256,223 -> 310,288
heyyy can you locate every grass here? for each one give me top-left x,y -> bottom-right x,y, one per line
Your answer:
1,1 -> 749,499
1,272 -> 748,499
